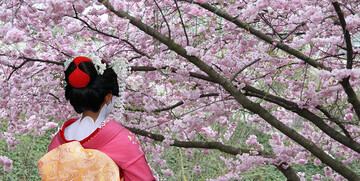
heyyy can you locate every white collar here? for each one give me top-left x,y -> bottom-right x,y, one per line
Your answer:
64,104 -> 109,141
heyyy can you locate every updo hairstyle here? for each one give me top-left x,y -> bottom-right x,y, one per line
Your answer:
64,57 -> 119,114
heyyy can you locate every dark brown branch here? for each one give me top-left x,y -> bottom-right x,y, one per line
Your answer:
72,8 -> 151,59
230,58 -> 260,82
7,60 -> 29,80
180,0 -> 330,71
243,85 -> 360,153
125,126 -> 299,180
153,0 -> 171,39
121,39 -> 151,59
174,0 -> 190,46
339,80 -> 360,121
6,57 -> 63,80
49,44 -> 72,58
130,65 -> 216,83
332,2 -> 353,69
126,126 -> 270,157
258,13 -> 283,40
316,105 -> 351,138
131,66 -> 158,71
49,93 -> 61,102
20,57 -> 64,65
125,92 -> 219,113
283,22 -> 306,40
154,93 -> 219,112
98,1 -> 359,179
332,2 -> 360,122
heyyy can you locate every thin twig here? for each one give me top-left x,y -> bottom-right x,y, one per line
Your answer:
230,58 -> 261,82
316,105 -> 352,138
153,0 -> 171,39
174,0 -> 189,46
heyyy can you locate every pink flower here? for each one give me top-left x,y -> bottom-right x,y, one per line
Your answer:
272,41 -> 278,46
312,174 -> 322,181
313,158 -> 321,166
194,0 -> 207,4
5,28 -> 25,44
188,5 -> 205,16
0,156 -> 13,171
246,135 -> 265,151
194,166 -> 202,173
185,46 -> 200,56
110,0 -> 125,11
202,149 -> 210,154
185,150 -> 193,158
324,166 -> 332,178
161,169 -> 173,177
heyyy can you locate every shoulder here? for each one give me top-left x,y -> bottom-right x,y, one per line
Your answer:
99,122 -> 145,168
106,122 -> 143,154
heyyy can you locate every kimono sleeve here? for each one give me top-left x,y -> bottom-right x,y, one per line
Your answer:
100,129 -> 155,181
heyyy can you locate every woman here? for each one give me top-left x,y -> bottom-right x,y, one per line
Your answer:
40,56 -> 155,180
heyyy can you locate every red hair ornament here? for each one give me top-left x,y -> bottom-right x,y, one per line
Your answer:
68,56 -> 93,88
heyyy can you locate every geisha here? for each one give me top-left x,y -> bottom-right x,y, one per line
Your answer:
38,56 -> 155,181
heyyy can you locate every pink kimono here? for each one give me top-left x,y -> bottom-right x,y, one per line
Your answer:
49,118 -> 155,181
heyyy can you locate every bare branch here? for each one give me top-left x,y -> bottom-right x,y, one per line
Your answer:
7,60 -> 29,80
174,0 -> 190,46
258,13 -> 283,40
331,2 -> 360,122
180,0 -> 330,71
153,0 -> 171,39
283,22 -> 306,40
243,85 -> 360,153
71,7 -> 151,59
316,105 -> 351,138
4,56 -> 63,80
332,2 -> 353,69
124,125 -> 299,180
230,58 -> 260,82
125,92 -> 219,113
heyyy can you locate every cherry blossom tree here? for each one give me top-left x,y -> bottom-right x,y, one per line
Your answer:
1,0 -> 360,180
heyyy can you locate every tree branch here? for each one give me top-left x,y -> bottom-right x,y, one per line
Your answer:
332,2 -> 353,69
153,0 -> 171,39
72,7 -> 151,59
130,65 -> 216,83
339,80 -> 360,121
180,0 -> 330,71
316,105 -> 351,138
243,85 -> 360,153
125,92 -> 219,113
125,126 -> 300,180
258,13 -> 283,40
332,2 -> 360,122
230,58 -> 261,82
174,0 -> 190,46
5,57 -> 63,80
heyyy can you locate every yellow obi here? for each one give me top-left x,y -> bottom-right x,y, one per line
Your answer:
38,141 -> 120,181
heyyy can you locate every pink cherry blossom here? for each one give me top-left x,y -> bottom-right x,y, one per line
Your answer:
4,28 -> 25,44
194,165 -> 202,173
194,0 -> 207,4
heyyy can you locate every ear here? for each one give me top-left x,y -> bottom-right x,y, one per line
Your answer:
105,93 -> 113,106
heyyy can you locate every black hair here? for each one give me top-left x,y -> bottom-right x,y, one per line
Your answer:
64,61 -> 119,114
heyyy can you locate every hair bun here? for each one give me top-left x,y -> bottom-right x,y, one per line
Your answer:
68,56 -> 93,88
